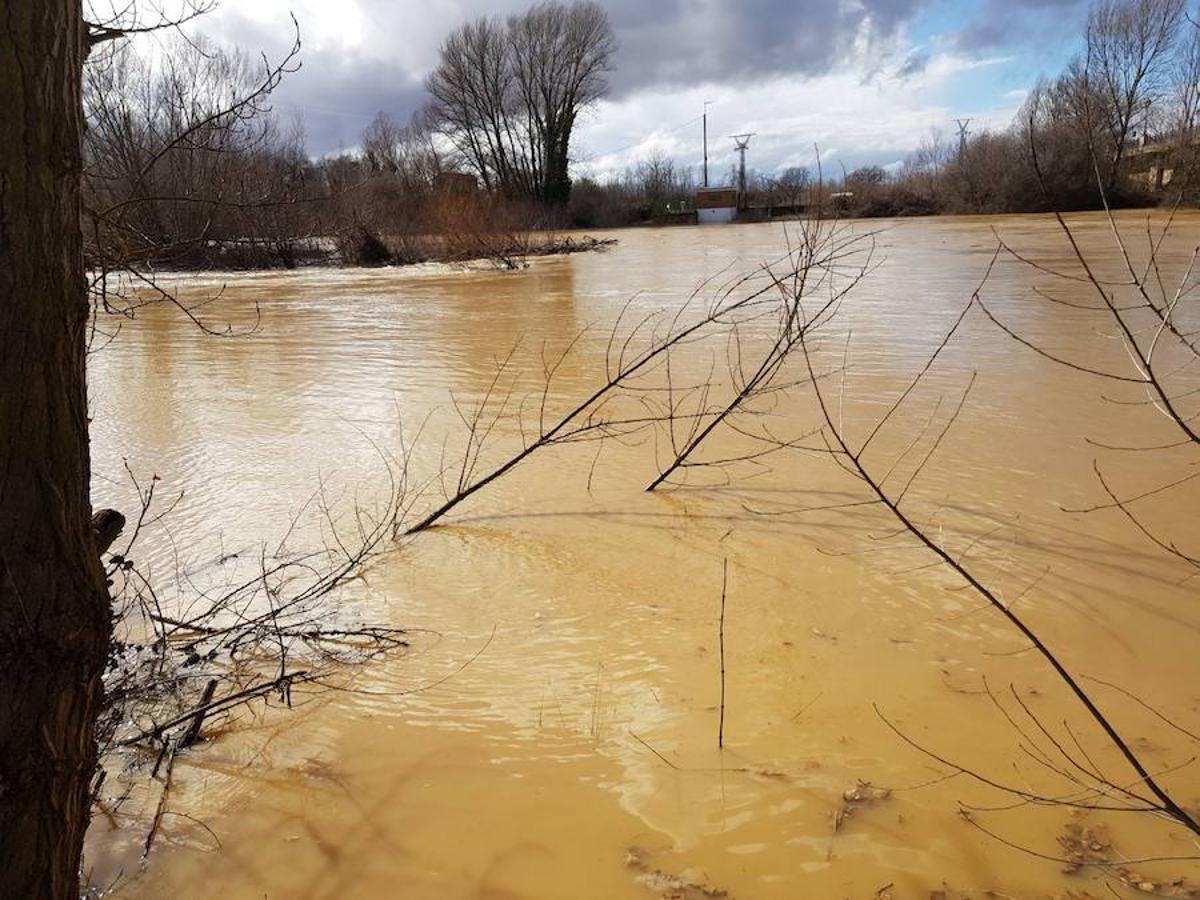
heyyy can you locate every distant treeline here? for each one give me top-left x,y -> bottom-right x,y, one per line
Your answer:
81,0 -> 1200,275
82,32 -> 577,271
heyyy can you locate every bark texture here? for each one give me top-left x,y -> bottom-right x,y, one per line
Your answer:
0,3 -> 112,897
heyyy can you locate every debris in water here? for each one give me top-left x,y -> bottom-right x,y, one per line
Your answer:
833,780 -> 892,832
626,846 -> 731,899
1057,817 -> 1113,873
1057,815 -> 1200,897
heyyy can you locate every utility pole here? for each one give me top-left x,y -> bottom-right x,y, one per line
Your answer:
703,101 -> 713,188
732,133 -> 755,196
955,118 -> 972,159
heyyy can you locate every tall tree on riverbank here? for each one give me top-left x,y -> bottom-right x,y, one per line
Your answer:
0,4 -> 113,896
1,2 -> 304,892
1083,0 -> 1186,192
426,0 -> 615,204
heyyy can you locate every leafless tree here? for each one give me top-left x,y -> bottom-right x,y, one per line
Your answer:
83,27 -> 305,276
628,153 -> 695,205
1165,15 -> 1200,184
425,0 -> 615,204
361,112 -> 442,187
2,7 -> 111,895
1,2 -> 297,894
1083,0 -> 1186,191
766,166 -> 813,209
0,2 -> 323,893
230,118 -> 324,269
901,127 -> 951,203
509,0 -> 615,203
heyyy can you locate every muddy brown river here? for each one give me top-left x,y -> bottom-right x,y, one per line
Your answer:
85,213 -> 1200,898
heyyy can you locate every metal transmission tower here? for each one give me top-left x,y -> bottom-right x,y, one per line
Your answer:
955,118 -> 972,159
731,133 -> 755,195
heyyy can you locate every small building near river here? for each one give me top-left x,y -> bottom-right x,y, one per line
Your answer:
695,187 -> 738,224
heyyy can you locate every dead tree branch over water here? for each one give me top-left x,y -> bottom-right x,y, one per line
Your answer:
973,133 -> 1200,573
718,558 -> 728,750
400,245 -> 829,535
646,218 -> 878,490
794,310 -> 1200,837
726,209 -> 1200,850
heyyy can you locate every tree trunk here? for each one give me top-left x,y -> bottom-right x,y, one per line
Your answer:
0,3 -> 112,898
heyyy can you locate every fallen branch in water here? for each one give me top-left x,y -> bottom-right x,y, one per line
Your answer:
178,678 -> 218,750
95,435 -> 420,860
718,558 -> 728,750
524,235 -> 618,257
400,253 -> 790,533
141,744 -> 177,862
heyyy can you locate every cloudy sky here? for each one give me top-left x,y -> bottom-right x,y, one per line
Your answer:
183,0 -> 1089,179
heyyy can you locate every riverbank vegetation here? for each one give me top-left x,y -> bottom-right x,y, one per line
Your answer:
79,0 -> 1200,277
81,1 -> 617,274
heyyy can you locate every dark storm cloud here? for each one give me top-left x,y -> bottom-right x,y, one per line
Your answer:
599,0 -> 925,94
951,0 -> 1086,52
207,0 -> 931,154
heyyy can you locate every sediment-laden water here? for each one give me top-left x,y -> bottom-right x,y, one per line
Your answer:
85,213 -> 1200,898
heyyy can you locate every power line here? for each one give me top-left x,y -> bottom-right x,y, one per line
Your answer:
273,100 -> 388,122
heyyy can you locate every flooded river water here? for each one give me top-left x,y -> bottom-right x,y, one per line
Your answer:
85,213 -> 1200,898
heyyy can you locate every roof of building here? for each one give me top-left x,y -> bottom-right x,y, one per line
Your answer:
695,187 -> 738,209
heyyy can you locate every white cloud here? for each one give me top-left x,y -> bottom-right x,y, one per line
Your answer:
572,51 -> 1021,181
